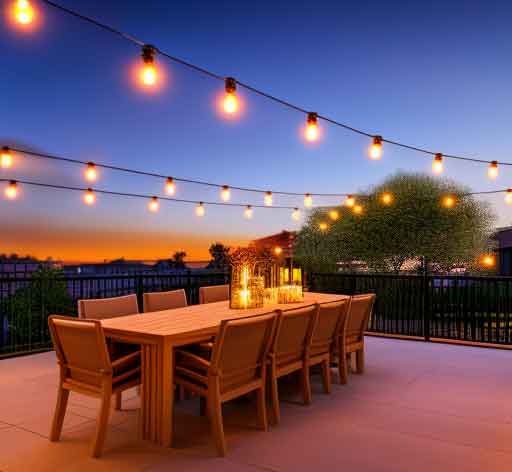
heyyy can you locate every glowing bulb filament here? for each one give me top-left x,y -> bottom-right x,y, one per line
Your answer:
369,136 -> 383,160
196,202 -> 205,217
84,162 -> 98,182
5,180 -> 18,200
83,188 -> 96,206
221,185 -> 231,202
140,45 -> 158,87
304,193 -> 313,208
264,191 -> 273,207
1,147 -> 13,169
244,205 -> 253,219
432,153 -> 444,174
13,0 -> 34,25
165,177 -> 176,195
148,196 -> 159,212
488,161 -> 499,180
305,112 -> 319,142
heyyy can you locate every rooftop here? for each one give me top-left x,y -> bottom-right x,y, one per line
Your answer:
2,337 -> 512,471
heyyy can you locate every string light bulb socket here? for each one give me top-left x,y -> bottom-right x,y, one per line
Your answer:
304,193 -> 313,208
264,191 -> 273,207
441,194 -> 456,209
369,135 -> 383,160
305,112 -> 319,142
148,196 -> 159,212
5,180 -> 18,200
221,185 -> 231,202
13,0 -> 34,25
274,246 -> 282,256
244,205 -> 253,219
292,207 -> 301,221
165,177 -> 176,195
223,77 -> 239,114
505,189 -> 512,205
345,195 -> 355,207
196,202 -> 205,217
140,44 -> 157,87
488,161 -> 499,180
83,188 -> 96,206
84,162 -> 98,182
329,209 -> 339,221
381,192 -> 393,205
432,153 -> 444,174
1,146 -> 13,169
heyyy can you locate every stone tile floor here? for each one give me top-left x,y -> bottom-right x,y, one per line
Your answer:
1,337 -> 512,471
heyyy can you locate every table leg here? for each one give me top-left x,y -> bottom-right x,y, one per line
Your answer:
160,341 -> 174,447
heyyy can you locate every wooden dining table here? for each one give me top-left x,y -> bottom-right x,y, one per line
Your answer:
100,291 -> 347,448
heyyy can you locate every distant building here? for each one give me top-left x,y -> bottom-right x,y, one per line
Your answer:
0,256 -> 61,277
250,231 -> 297,259
64,259 -> 151,276
493,227 -> 512,275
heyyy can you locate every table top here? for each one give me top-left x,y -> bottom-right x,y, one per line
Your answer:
101,292 -> 347,343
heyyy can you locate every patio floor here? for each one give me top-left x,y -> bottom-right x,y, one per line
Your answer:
1,337 -> 512,471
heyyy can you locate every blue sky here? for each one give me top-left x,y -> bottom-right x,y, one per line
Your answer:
1,0 -> 512,261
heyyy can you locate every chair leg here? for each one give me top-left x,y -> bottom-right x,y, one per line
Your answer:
301,364 -> 312,405
356,348 -> 365,374
200,396 -> 207,417
114,392 -> 122,410
49,386 -> 69,441
91,389 -> 111,458
321,359 -> 332,394
270,372 -> 280,425
208,394 -> 226,457
256,386 -> 268,431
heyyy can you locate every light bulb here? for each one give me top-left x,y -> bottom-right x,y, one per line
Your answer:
304,193 -> 313,208
432,153 -> 444,174
381,192 -> 393,205
319,222 -> 328,231
220,185 -> 231,201
13,0 -> 34,25
488,161 -> 499,180
244,205 -> 253,219
196,202 -> 205,217
274,246 -> 282,256
165,177 -> 176,195
223,77 -> 239,114
264,191 -> 273,207
353,204 -> 363,215
441,195 -> 456,208
369,136 -> 383,160
84,162 -> 97,182
1,147 -> 13,169
292,208 -> 301,221
83,188 -> 96,206
305,112 -> 319,142
345,195 -> 355,207
329,209 -> 339,221
4,180 -> 18,200
148,196 -> 159,212
505,189 -> 512,205
140,45 -> 158,88
480,254 -> 495,268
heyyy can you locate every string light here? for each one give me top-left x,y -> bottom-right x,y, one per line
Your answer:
1,147 -> 13,169
140,44 -> 158,87
505,189 -> 512,205
381,192 -> 393,205
220,185 -> 231,202
432,153 -> 444,174
196,202 -> 205,217
329,209 -> 339,221
264,191 -> 273,207
274,246 -> 282,256
352,204 -> 363,215
244,205 -> 253,219
12,0 -> 34,25
165,177 -> 176,195
304,193 -> 313,208
369,136 -> 383,160
487,161 -> 499,180
84,162 -> 98,182
441,195 -> 456,208
4,180 -> 18,200
480,254 -> 496,269
83,188 -> 96,205
345,195 -> 355,208
318,222 -> 328,231
222,77 -> 239,114
148,196 -> 159,212
305,113 -> 319,142
292,207 -> 301,221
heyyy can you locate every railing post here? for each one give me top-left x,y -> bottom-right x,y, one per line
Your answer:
135,275 -> 144,311
423,273 -> 431,342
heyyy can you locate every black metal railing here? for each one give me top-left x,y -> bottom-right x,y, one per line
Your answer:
309,273 -> 512,345
0,272 -> 228,357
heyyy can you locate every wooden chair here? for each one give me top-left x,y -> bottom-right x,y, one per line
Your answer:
308,299 -> 350,394
268,304 -> 318,425
174,312 -> 277,456
336,294 -> 375,383
78,294 -> 140,409
199,284 -> 229,304
143,289 -> 187,313
48,316 -> 141,458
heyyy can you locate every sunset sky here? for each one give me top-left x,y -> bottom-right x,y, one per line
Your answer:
2,0 -> 512,262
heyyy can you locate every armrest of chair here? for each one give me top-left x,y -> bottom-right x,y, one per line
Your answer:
175,349 -> 211,370
111,350 -> 141,371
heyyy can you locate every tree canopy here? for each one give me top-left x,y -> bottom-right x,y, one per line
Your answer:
294,173 -> 496,273
207,242 -> 231,270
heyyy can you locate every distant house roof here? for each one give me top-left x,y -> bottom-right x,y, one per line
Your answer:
493,227 -> 512,249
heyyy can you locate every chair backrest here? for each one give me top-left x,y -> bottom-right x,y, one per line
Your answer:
311,299 -> 350,357
78,294 -> 139,320
48,315 -> 111,388
271,304 -> 318,367
346,294 -> 376,343
210,312 -> 277,393
143,289 -> 187,313
199,284 -> 230,304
